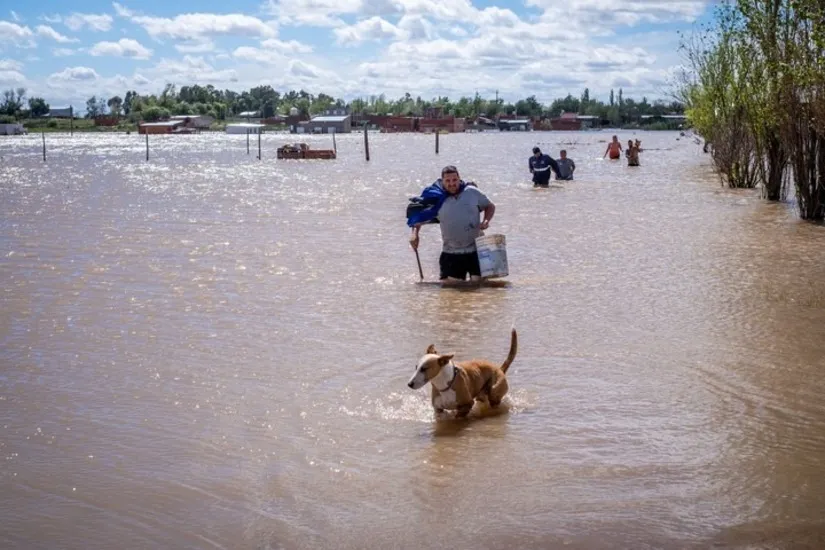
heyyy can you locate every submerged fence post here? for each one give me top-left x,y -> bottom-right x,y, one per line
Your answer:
246,130 -> 250,155
364,124 -> 370,161
145,132 -> 149,161
332,131 -> 337,157
42,132 -> 46,162
435,130 -> 439,154
70,105 -> 73,136
257,129 -> 261,160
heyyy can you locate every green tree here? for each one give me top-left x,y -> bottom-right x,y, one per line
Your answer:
28,97 -> 49,117
679,0 -> 824,219
85,96 -> 99,118
514,95 -> 543,116
142,105 -> 170,121
123,90 -> 137,115
548,94 -> 580,116
0,87 -> 26,117
107,95 -> 123,116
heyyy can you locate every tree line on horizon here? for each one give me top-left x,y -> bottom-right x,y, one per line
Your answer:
2,83 -> 684,126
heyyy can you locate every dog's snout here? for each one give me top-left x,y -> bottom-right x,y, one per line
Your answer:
407,381 -> 415,388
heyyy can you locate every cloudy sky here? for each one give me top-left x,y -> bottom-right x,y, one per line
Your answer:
0,0 -> 713,110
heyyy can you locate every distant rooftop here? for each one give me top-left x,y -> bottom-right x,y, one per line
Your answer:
47,107 -> 73,117
238,111 -> 259,117
309,115 -> 350,122
140,120 -> 183,126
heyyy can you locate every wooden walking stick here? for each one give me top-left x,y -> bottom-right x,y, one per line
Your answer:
414,248 -> 424,281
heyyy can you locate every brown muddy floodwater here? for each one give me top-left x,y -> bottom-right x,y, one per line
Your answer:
1,130 -> 825,550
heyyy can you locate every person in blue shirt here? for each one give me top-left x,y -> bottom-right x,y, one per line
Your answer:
529,147 -> 560,187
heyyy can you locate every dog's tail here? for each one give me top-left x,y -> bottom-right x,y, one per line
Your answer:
501,328 -> 518,373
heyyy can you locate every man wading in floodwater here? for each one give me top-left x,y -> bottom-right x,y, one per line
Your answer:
408,165 -> 496,281
529,147 -> 560,187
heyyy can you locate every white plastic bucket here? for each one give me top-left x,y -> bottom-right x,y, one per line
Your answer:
475,234 -> 509,279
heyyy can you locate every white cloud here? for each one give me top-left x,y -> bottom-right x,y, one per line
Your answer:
112,2 -> 134,17
476,6 -> 520,27
0,59 -> 26,85
0,21 -> 35,48
119,7 -> 277,40
264,0 -> 361,27
269,38 -> 313,53
397,15 -> 436,40
36,25 -> 78,43
391,0 -> 477,21
266,0 -> 482,27
147,55 -> 240,84
174,40 -> 216,53
346,27 -> 667,102
232,38 -> 313,64
334,16 -> 406,45
0,69 -> 26,85
0,59 -> 22,71
49,66 -> 101,82
288,59 -> 323,78
10,11 -> 21,22
63,13 -> 114,32
525,0 -> 706,26
53,48 -> 77,57
89,38 -> 153,59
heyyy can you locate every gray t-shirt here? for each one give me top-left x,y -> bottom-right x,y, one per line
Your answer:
437,186 -> 492,253
556,158 -> 575,180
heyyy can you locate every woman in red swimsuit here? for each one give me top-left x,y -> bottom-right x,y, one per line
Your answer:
603,135 -> 623,160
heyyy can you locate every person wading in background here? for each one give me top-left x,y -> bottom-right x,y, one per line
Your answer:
529,147 -> 560,187
603,135 -> 623,160
555,149 -> 576,180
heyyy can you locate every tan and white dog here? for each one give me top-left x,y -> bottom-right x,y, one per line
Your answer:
407,329 -> 518,417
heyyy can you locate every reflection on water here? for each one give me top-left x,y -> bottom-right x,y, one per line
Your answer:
1,130 -> 825,549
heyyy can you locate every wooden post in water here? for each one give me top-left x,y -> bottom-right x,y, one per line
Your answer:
257,129 -> 261,160
332,131 -> 337,157
69,106 -> 73,136
364,124 -> 370,161
435,130 -> 439,154
246,130 -> 250,155
42,132 -> 46,162
145,132 -> 149,161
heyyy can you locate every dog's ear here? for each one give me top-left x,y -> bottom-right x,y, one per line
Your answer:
426,344 -> 437,354
437,353 -> 454,365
